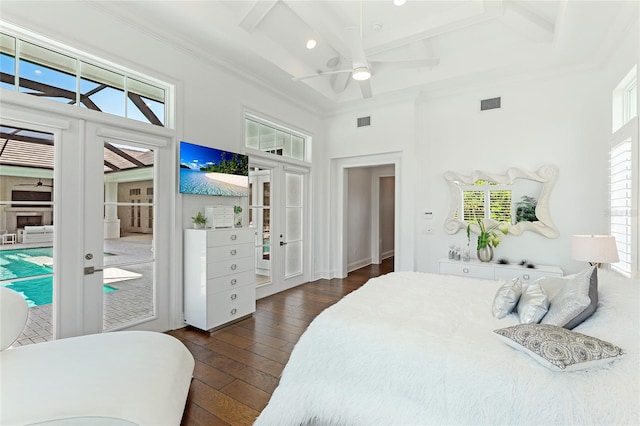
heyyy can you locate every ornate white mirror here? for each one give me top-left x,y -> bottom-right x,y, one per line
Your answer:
443,165 -> 559,238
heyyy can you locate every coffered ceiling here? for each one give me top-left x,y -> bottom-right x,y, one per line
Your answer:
7,1 -> 640,114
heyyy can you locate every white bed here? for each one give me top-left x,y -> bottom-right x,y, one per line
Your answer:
255,270 -> 639,425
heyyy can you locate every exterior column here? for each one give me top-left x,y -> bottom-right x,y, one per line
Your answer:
104,181 -> 120,239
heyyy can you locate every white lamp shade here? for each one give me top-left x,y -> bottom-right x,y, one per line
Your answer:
571,235 -> 619,264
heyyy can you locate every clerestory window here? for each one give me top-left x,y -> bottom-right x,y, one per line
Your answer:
245,114 -> 310,163
0,30 -> 168,127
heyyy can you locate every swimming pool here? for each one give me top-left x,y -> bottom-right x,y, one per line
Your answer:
0,247 -> 117,307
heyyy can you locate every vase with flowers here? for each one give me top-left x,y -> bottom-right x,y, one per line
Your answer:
467,219 -> 509,262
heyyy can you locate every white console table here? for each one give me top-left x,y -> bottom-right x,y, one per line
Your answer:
184,228 -> 256,331
438,258 -> 563,283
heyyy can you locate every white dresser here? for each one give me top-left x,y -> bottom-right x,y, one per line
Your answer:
184,228 -> 256,331
438,258 -> 563,284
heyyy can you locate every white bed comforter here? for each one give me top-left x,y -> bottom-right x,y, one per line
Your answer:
255,271 -> 639,426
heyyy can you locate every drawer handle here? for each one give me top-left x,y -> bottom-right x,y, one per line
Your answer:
231,234 -> 237,241
523,274 -> 530,280
230,264 -> 237,270
463,268 -> 469,273
230,249 -> 237,255
230,278 -> 237,285
230,293 -> 237,300
230,308 -> 237,315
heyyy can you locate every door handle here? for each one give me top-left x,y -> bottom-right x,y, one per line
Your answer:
279,241 -> 287,246
84,266 -> 104,275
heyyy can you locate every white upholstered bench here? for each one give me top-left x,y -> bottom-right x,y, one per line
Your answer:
0,286 -> 195,425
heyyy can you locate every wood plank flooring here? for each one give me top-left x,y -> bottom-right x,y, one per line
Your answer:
169,257 -> 394,426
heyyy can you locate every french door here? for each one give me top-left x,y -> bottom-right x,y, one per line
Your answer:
1,99 -> 173,342
250,159 -> 309,298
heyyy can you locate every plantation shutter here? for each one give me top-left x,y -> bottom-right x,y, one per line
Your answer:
609,138 -> 633,276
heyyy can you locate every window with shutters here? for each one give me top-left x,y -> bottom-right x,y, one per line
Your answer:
457,180 -> 512,223
610,65 -> 638,277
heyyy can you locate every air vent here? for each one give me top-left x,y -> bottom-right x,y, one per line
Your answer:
357,116 -> 371,127
480,97 -> 501,111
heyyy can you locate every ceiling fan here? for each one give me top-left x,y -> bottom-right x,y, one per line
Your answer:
292,2 -> 440,98
16,178 -> 54,188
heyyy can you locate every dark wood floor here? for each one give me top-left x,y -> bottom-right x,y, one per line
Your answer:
169,257 -> 394,426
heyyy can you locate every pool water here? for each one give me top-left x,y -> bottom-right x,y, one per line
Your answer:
0,247 -> 117,307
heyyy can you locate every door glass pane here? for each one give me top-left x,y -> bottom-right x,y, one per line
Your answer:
103,142 -> 155,331
284,171 -> 303,278
285,240 -> 302,277
249,166 -> 271,285
0,125 -> 54,346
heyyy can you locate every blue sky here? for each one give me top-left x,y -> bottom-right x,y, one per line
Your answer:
180,141 -> 242,171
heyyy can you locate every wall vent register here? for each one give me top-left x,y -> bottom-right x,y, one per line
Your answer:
481,97 -> 501,111
357,116 -> 371,127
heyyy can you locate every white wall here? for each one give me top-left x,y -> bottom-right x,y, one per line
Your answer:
324,101 -> 417,276
324,15 -> 638,277
417,69 -> 610,274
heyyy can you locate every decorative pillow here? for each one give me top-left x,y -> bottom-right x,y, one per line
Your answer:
541,266 -> 597,329
494,324 -> 624,371
535,276 -> 567,299
516,282 -> 549,324
492,278 -> 522,319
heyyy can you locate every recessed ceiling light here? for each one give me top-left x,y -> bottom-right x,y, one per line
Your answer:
372,23 -> 382,31
306,39 -> 317,49
394,0 -> 407,5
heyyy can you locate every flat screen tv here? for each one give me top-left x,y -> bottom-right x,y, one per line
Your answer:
179,141 -> 249,196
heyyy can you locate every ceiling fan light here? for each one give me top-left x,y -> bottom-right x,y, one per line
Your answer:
352,67 -> 371,81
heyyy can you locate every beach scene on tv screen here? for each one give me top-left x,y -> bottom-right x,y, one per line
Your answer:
180,142 -> 249,196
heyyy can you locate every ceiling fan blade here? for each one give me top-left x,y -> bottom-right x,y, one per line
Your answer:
358,79 -> 372,99
292,69 -> 353,82
369,57 -> 440,69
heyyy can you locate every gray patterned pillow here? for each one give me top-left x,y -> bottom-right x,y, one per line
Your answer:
492,278 -> 522,319
515,282 -> 549,324
494,324 -> 623,371
541,266 -> 597,329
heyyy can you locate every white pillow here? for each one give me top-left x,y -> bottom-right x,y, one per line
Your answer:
516,282 -> 549,324
492,278 -> 522,319
541,266 -> 597,329
494,323 -> 624,371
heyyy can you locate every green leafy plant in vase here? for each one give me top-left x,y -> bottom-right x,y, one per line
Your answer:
191,212 -> 207,229
234,205 -> 243,228
467,219 -> 509,262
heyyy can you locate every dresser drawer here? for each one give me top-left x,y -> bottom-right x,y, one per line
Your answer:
206,285 -> 256,329
208,269 -> 255,293
438,261 -> 495,280
207,243 -> 254,262
207,229 -> 254,247
207,256 -> 254,279
494,267 -> 563,283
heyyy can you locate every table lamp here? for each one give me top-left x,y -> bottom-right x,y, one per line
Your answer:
571,235 -> 619,267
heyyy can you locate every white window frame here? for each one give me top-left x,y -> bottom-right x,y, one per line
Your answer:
610,65 -> 638,278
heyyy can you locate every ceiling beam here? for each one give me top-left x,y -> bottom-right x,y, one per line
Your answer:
365,1 -> 504,57
505,1 -> 555,35
239,0 -> 278,32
